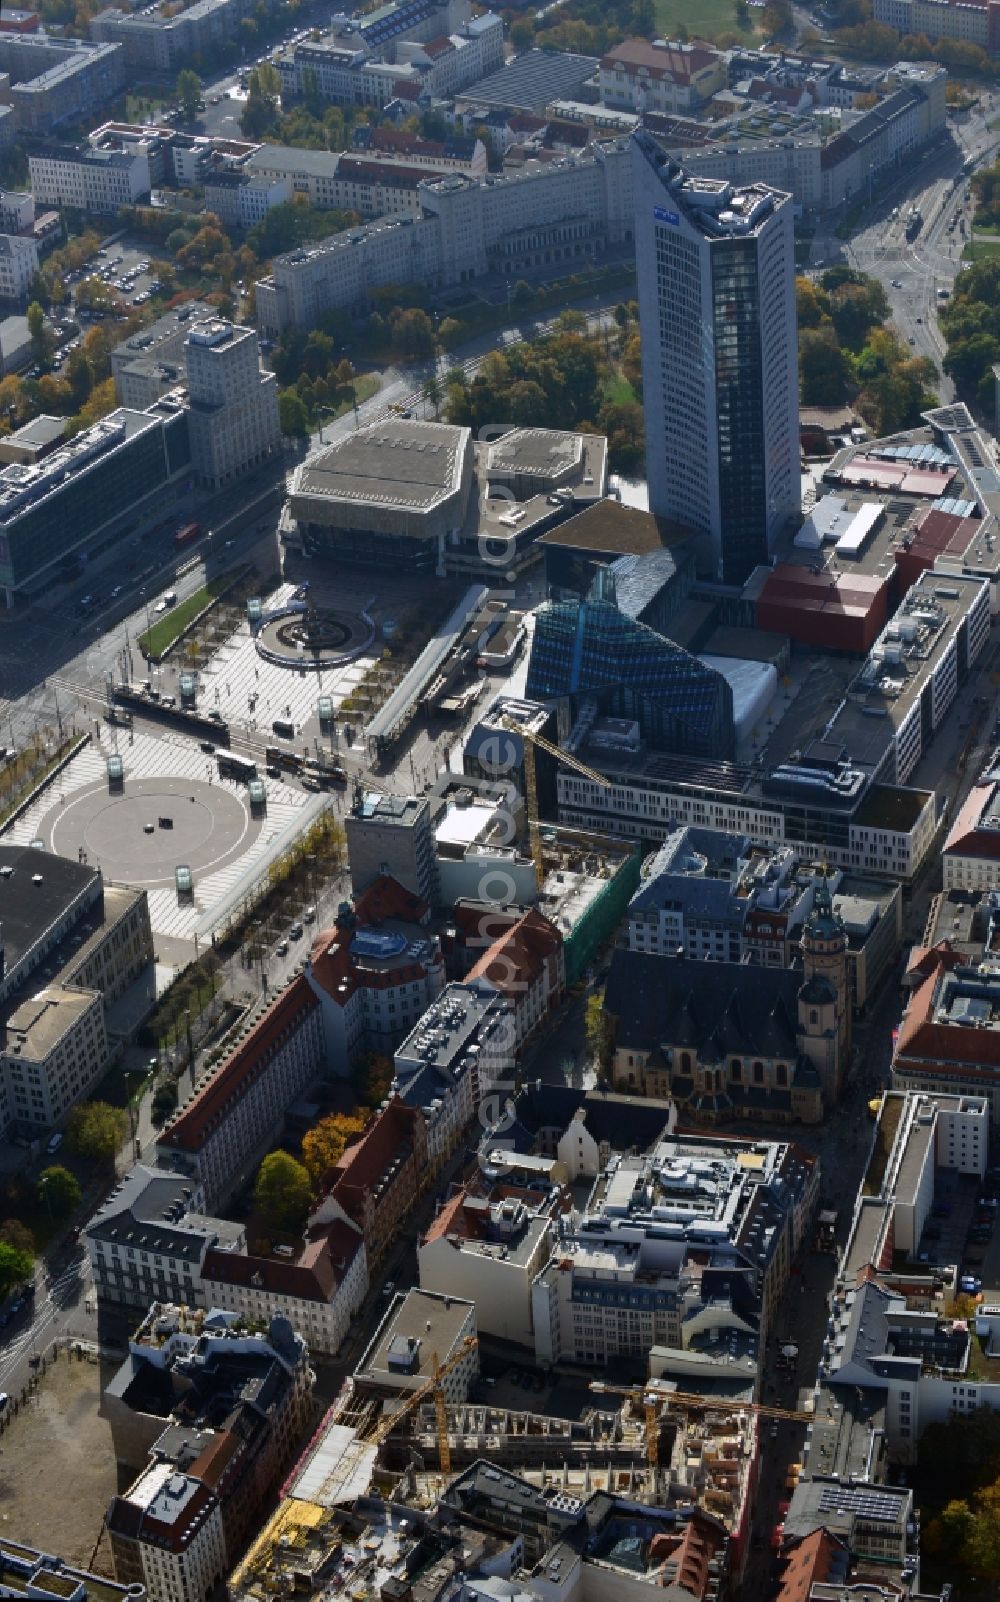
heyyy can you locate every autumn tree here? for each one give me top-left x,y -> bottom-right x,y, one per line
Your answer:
300,1113 -> 366,1186
254,1150 -> 312,1229
353,1055 -> 394,1109
585,992 -> 613,1074
66,1101 -> 127,1166
0,1218 -> 34,1256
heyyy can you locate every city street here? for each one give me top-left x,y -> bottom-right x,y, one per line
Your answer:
809,99 -> 1000,393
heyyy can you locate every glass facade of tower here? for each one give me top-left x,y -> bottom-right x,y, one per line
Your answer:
526,586 -> 735,759
711,238 -> 767,588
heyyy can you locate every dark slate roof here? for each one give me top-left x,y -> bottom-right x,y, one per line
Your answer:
492,1080 -> 672,1154
605,949 -> 803,1058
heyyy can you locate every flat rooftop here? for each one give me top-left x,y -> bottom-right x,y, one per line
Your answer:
537,498 -> 697,556
6,983 -> 94,1058
0,844 -> 98,973
292,420 -> 467,514
355,1288 -> 474,1391
826,572 -> 986,750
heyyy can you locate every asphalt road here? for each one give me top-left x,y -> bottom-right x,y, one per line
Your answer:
810,100 -> 1000,393
0,1246 -> 96,1406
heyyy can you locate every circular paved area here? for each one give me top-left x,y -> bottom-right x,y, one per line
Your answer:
42,776 -> 260,890
255,604 -> 374,670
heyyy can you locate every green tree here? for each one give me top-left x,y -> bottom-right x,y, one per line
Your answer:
799,326 -> 853,405
66,1101 -> 127,1166
254,1150 -> 312,1229
26,299 -> 45,360
37,1164 -> 81,1218
0,1240 -> 32,1299
392,306 -> 436,358
279,388 -> 309,436
176,68 -> 202,122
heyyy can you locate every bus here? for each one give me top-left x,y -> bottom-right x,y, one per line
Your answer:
217,751 -> 258,783
265,745 -> 303,774
175,521 -> 201,548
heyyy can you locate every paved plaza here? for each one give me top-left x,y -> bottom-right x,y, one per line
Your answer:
154,581 -> 379,758
4,729 -> 323,951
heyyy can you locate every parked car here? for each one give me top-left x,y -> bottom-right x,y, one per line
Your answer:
289,921 -> 303,939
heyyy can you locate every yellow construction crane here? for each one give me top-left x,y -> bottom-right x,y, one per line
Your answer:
365,1334 -> 478,1476
504,719 -> 611,882
589,1380 -> 811,1469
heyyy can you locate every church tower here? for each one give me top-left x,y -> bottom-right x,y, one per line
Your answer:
798,868 -> 851,1103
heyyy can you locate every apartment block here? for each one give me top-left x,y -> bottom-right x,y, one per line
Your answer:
184,319 -> 281,489
599,38 -> 726,115
255,139 -> 634,335
310,1097 -> 429,1267
29,142 -> 150,212
354,1287 -> 478,1401
202,169 -> 292,231
347,790 -> 439,905
0,35 -> 124,134
200,1219 -> 367,1358
892,948 -> 1000,1124
0,232 -> 38,301
304,874 -> 444,1069
86,1165 -> 243,1310
157,978 -> 324,1208
392,978 -> 514,1166
106,1309 -> 314,1601
0,848 -> 152,1136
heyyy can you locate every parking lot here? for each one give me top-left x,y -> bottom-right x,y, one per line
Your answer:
914,1164 -> 1000,1298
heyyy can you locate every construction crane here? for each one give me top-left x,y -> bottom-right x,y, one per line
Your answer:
365,1334 -> 478,1476
589,1380 -> 811,1469
504,719 -> 612,882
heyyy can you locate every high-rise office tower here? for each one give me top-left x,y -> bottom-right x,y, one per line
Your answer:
633,131 -> 800,587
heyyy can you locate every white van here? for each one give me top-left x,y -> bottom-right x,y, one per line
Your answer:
46,1131 -> 63,1154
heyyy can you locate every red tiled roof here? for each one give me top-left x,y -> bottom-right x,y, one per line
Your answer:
354,874 -> 428,926
507,111 -> 547,133
371,126 -> 443,156
202,1220 -> 363,1304
465,907 -> 562,997
776,1528 -> 851,1602
600,36 -> 719,82
188,1429 -> 242,1490
420,33 -> 454,57
944,782 -> 1000,860
159,978 -> 318,1154
308,874 -> 434,1007
895,956 -> 1000,1071
905,940 -> 964,981
337,156 -> 441,189
316,1097 -> 424,1213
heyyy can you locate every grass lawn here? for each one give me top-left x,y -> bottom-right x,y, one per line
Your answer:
653,0 -> 760,42
125,90 -> 174,123
603,372 -> 639,407
964,236 -> 1000,260
319,372 -> 380,426
139,570 -> 244,660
